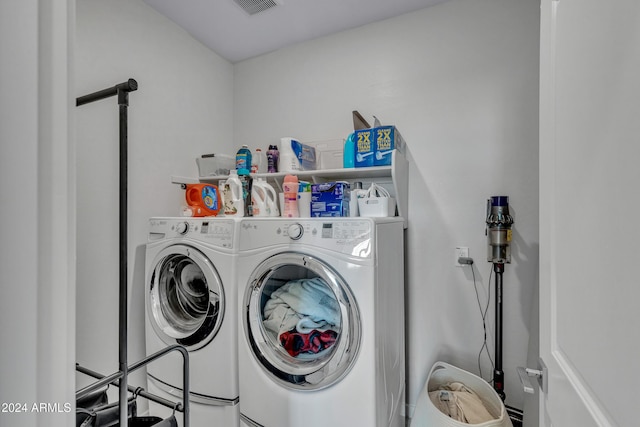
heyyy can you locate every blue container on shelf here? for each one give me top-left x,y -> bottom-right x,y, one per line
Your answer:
236,144 -> 252,175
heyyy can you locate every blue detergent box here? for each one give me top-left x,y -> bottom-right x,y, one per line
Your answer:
354,129 -> 374,168
311,182 -> 350,217
372,125 -> 404,166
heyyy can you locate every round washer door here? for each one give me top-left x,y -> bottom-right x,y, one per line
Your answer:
148,244 -> 225,351
243,252 -> 361,391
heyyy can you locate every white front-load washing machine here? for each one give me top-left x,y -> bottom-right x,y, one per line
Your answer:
145,217 -> 240,427
237,217 -> 405,427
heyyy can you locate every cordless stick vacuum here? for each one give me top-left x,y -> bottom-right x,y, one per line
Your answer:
485,196 -> 514,401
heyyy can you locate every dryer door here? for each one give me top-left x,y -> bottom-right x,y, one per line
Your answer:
147,244 -> 225,351
243,252 -> 361,391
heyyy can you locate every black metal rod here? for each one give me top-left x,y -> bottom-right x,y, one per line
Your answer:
118,93 -> 129,427
76,79 -> 138,106
76,79 -> 137,427
493,262 -> 505,401
76,345 -> 190,427
75,370 -> 124,400
128,345 -> 190,427
76,364 -> 180,412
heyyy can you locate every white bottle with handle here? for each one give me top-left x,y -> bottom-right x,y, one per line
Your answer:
223,170 -> 244,217
261,180 -> 280,217
251,178 -> 269,217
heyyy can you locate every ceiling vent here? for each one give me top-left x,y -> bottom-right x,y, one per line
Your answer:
233,0 -> 282,15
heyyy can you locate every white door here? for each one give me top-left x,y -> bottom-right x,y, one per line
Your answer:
539,0 -> 640,426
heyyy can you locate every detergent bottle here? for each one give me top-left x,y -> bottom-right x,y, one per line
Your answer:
240,174 -> 253,216
222,170 -> 243,216
343,133 -> 356,168
282,175 -> 299,218
236,145 -> 252,175
267,144 -> 279,173
251,179 -> 269,217
251,148 -> 267,174
184,184 -> 221,217
262,181 -> 279,216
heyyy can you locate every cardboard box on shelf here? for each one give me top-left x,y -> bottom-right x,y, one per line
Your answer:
372,126 -> 404,166
353,125 -> 405,167
354,129 -> 374,168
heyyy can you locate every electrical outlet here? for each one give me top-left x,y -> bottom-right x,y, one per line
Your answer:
455,247 -> 469,267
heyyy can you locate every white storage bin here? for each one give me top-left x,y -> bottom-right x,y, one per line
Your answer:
357,182 -> 396,217
307,139 -> 344,170
196,153 -> 235,177
358,197 -> 396,217
412,361 -> 512,427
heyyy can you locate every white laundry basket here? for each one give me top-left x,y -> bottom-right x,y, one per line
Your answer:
412,362 -> 513,427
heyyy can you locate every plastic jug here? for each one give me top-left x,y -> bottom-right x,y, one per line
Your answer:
251,179 -> 269,217
222,170 -> 244,216
236,144 -> 252,175
251,178 -> 279,216
343,133 -> 355,168
184,184 -> 221,217
262,181 -> 279,217
251,148 -> 267,174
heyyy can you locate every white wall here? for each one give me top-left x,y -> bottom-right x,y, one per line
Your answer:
1,1 -> 75,426
75,0 -> 233,399
1,4 -> 39,421
233,0 -> 540,415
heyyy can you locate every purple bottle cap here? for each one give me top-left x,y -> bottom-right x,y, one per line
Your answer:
491,196 -> 509,207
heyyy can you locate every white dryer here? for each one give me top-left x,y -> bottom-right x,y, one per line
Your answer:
236,217 -> 405,427
145,217 -> 240,426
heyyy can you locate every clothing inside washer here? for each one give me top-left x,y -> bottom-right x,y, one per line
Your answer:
259,266 -> 341,358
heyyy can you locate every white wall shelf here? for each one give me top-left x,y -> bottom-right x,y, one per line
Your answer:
172,149 -> 408,228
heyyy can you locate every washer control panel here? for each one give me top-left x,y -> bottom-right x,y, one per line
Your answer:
239,218 -> 376,257
148,217 -> 237,249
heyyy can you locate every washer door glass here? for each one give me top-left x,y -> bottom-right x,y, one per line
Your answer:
243,252 -> 361,391
148,244 -> 224,351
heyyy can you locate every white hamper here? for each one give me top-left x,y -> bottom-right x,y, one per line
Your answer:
412,362 -> 513,427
